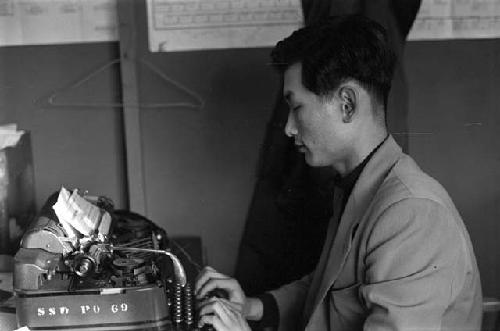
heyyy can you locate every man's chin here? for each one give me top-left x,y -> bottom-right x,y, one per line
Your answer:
304,153 -> 318,167
304,153 -> 330,168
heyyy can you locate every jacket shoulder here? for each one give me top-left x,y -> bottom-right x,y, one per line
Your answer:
371,154 -> 455,214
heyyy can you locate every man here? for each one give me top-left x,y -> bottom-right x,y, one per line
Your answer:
236,0 -> 422,296
196,15 -> 482,331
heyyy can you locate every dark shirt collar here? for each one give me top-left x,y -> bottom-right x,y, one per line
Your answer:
334,135 -> 389,196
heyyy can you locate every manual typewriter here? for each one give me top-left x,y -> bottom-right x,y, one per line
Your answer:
13,188 -> 198,331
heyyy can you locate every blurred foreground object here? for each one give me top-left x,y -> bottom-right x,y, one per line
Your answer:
0,124 -> 35,255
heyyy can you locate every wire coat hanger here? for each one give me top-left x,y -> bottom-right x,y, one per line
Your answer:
41,57 -> 204,110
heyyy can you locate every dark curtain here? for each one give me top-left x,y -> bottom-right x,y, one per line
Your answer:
235,0 -> 422,296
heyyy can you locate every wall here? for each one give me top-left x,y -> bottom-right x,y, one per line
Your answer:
139,48 -> 277,273
0,42 -> 127,210
405,39 -> 500,298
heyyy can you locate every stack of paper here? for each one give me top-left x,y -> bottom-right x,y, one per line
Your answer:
0,124 -> 24,150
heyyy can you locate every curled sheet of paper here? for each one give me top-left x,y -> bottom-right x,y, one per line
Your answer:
52,187 -> 108,238
51,187 -> 78,239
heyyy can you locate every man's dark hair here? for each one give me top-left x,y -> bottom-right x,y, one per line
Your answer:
271,15 -> 396,108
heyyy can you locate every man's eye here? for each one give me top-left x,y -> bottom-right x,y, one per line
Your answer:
292,105 -> 301,112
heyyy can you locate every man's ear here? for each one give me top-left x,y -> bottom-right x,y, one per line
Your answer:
338,86 -> 357,123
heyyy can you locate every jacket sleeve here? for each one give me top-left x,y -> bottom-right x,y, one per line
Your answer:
269,273 -> 313,331
360,198 -> 471,331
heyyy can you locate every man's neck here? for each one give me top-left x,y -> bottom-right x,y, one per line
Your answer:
335,128 -> 388,177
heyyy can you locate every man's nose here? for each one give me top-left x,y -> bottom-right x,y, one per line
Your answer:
284,112 -> 297,137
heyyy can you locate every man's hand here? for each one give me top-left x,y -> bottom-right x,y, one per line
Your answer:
197,297 -> 251,331
195,266 -> 247,308
195,266 -> 264,322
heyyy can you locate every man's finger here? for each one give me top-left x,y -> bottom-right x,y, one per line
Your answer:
218,298 -> 243,314
194,266 -> 218,291
198,314 -> 226,331
197,297 -> 217,317
194,266 -> 215,284
196,278 -> 236,299
212,298 -> 235,325
198,298 -> 227,319
194,266 -> 228,295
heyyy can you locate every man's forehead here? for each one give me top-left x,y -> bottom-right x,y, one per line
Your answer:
283,63 -> 302,99
284,62 -> 302,83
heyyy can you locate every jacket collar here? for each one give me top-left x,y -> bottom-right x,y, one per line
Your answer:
303,135 -> 404,326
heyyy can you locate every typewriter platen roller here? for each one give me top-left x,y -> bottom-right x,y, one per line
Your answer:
13,189 -> 198,331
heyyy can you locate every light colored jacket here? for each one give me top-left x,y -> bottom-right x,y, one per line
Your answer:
270,136 -> 482,331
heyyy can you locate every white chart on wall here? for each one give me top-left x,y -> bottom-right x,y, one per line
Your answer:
409,0 -> 500,40
0,0 -> 118,46
146,0 -> 304,52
